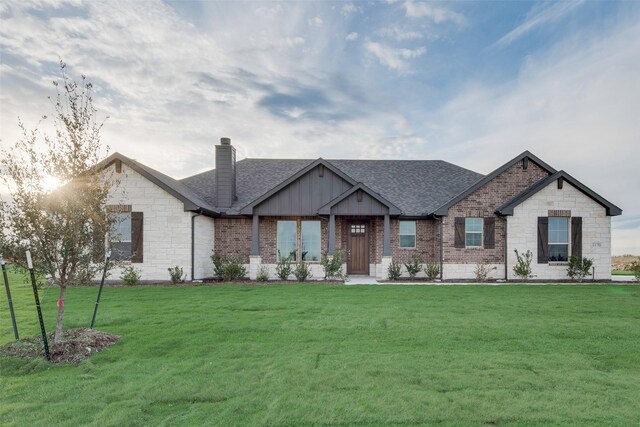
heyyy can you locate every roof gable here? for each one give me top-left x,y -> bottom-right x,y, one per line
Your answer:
497,170 -> 622,216
431,151 -> 556,216
97,153 -> 219,216
240,159 -> 357,215
318,183 -> 402,215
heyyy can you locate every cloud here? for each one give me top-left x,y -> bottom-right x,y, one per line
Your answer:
495,0 -> 585,47
364,41 -> 426,71
308,16 -> 323,27
377,26 -> 423,41
341,3 -> 360,16
345,32 -> 359,41
426,17 -> 640,254
402,1 -> 465,25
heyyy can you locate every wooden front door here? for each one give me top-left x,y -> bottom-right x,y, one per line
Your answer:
347,222 -> 369,275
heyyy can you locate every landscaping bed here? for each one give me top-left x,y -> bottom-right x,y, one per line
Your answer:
0,328 -> 120,364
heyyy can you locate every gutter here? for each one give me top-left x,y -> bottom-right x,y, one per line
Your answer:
191,210 -> 203,281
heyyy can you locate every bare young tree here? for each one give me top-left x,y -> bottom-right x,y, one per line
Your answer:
0,61 -> 113,343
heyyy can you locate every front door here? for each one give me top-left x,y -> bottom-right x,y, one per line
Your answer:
347,222 -> 369,275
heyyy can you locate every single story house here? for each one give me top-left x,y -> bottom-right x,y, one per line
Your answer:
98,137 -> 621,281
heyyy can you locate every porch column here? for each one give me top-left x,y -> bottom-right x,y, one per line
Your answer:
328,214 -> 335,255
251,214 -> 260,256
383,214 -> 391,256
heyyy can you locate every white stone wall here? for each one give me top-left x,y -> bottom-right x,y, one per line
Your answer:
442,263 -> 504,281
105,163 -> 194,281
507,181 -> 611,280
193,215 -> 215,279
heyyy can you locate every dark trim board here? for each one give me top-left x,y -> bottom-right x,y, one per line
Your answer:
496,170 -> 622,216
429,151 -> 557,216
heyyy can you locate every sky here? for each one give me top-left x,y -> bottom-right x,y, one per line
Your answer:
0,0 -> 639,255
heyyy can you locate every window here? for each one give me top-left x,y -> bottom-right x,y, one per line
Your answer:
277,220 -> 297,261
548,217 -> 569,262
111,213 -> 132,261
277,220 -> 322,261
399,221 -> 416,248
301,221 -> 321,261
465,218 -> 483,248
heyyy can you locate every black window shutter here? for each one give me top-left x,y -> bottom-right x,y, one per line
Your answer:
454,217 -> 465,248
131,212 -> 144,263
484,217 -> 495,249
571,217 -> 582,259
537,217 -> 548,264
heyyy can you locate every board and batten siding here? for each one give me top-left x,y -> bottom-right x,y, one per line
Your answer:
254,165 -> 352,216
330,190 -> 389,215
506,180 -> 611,280
104,163 -> 200,281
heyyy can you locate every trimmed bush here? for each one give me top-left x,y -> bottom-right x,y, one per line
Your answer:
474,262 -> 497,282
404,255 -> 422,279
387,260 -> 402,281
424,261 -> 440,280
256,265 -> 269,282
275,251 -> 294,280
567,256 -> 593,282
121,265 -> 141,285
321,250 -> 346,280
293,261 -> 313,282
168,266 -> 185,284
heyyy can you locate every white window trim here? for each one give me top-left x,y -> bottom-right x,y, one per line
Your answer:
399,220 -> 417,249
277,219 -> 322,262
465,217 -> 483,249
548,216 -> 570,264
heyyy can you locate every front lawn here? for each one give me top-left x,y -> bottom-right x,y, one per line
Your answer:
1,270 -> 639,426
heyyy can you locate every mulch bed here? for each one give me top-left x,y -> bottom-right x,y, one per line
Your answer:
100,280 -> 345,287
0,328 -> 120,364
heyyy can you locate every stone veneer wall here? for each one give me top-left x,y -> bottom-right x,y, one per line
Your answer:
105,163 -> 198,281
442,160 -> 550,275
193,215 -> 215,279
507,181 -> 611,280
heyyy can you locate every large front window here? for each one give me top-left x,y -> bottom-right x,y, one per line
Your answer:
548,217 -> 569,261
465,218 -> 483,248
277,220 -> 298,261
277,220 -> 321,261
111,213 -> 131,261
301,221 -> 321,261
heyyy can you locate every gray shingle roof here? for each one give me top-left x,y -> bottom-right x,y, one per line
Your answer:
179,158 -> 483,216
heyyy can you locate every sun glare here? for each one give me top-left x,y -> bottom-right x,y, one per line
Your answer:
41,175 -> 62,192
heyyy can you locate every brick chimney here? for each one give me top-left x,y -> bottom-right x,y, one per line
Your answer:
215,137 -> 236,208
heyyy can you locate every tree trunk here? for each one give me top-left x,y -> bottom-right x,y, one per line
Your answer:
54,285 -> 66,343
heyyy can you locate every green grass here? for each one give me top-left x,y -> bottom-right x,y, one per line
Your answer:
1,268 -> 640,426
612,269 -> 636,276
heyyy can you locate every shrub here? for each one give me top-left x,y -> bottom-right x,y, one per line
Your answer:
474,262 -> 497,282
211,252 -> 247,281
387,260 -> 402,281
275,251 -> 294,281
404,255 -> 422,279
168,266 -> 185,284
293,261 -> 313,282
320,250 -> 346,280
513,249 -> 534,280
631,261 -> 640,283
424,261 -> 440,280
120,265 -> 141,285
256,265 -> 269,282
220,253 -> 247,281
567,256 -> 593,282
211,252 -> 224,279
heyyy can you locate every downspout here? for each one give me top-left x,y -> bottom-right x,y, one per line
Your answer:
437,216 -> 444,281
191,210 -> 203,281
503,216 -> 508,281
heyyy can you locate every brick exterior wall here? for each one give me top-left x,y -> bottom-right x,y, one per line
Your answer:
390,219 -> 438,263
443,160 -> 549,264
214,217 -> 252,262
